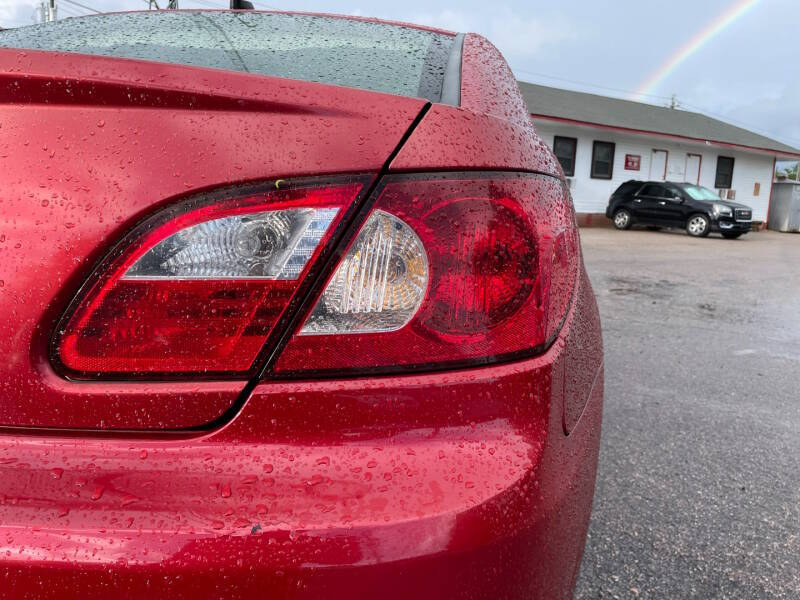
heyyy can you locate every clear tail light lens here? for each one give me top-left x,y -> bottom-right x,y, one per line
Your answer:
300,210 -> 429,334
53,181 -> 364,377
124,208 -> 340,280
273,173 -> 578,375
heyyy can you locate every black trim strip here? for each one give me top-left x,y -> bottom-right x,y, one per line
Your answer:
440,32 -> 464,106
416,34 -> 455,103
193,102 -> 435,431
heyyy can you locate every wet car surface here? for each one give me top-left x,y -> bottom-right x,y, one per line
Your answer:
0,10 -> 601,599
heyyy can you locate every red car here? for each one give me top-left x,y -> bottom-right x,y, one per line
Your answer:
0,10 -> 602,599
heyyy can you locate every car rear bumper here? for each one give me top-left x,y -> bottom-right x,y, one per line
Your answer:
0,271 -> 603,600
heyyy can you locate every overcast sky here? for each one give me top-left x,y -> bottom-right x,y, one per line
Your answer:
1,0 -> 798,154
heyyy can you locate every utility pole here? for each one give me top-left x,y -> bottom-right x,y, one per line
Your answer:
668,94 -> 680,110
37,0 -> 57,22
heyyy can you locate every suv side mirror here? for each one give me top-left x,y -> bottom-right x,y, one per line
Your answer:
672,195 -> 683,203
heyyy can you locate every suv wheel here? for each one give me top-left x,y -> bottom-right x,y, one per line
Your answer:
613,209 -> 632,230
686,214 -> 710,237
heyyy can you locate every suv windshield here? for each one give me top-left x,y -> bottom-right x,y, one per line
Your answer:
682,184 -> 721,201
0,11 -> 454,102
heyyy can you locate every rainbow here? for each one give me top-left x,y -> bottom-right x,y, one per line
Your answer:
632,0 -> 761,100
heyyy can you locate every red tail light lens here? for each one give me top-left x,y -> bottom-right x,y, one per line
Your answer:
53,181 -> 364,377
273,173 -> 578,375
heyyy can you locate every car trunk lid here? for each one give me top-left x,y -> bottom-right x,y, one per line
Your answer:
0,48 -> 425,430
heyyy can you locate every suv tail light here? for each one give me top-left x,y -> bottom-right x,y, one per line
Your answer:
53,180 -> 365,377
273,173 -> 578,376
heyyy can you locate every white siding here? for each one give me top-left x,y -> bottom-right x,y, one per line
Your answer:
535,121 -> 775,221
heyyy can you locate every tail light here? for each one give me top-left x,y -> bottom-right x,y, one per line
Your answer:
52,173 -> 576,381
52,180 -> 366,377
273,173 -> 578,375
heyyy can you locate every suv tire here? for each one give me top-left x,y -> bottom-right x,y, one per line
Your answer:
613,209 -> 633,230
686,214 -> 710,237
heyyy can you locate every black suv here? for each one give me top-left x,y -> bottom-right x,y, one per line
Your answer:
605,180 -> 753,238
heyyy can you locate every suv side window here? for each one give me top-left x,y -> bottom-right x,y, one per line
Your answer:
639,184 -> 668,197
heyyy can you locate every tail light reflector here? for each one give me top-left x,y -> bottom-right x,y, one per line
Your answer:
53,181 -> 364,377
300,210 -> 429,334
273,173 -> 578,375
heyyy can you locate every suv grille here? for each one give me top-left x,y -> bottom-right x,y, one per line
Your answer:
735,208 -> 752,221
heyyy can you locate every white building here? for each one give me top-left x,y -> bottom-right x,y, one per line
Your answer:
519,83 -> 800,226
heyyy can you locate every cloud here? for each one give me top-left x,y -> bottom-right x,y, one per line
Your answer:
724,82 -> 800,149
409,9 -> 471,33
0,0 -> 38,27
679,78 -> 800,149
409,7 -> 577,65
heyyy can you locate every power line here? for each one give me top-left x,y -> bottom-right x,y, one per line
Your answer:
184,0 -> 221,7
146,0 -> 282,10
512,66 -> 674,103
60,0 -> 101,14
513,66 -> 800,147
57,4 -> 87,17
249,1 -> 281,10
188,0 -> 228,8
666,100 -> 800,147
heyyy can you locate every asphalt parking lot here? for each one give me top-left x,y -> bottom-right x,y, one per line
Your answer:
573,227 -> 800,599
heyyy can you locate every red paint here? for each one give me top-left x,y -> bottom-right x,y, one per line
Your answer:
0,15 -> 602,599
625,154 -> 641,171
532,114 -> 800,160
0,268 -> 602,598
0,48 -> 421,429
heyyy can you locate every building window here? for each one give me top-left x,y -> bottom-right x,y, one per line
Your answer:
553,136 -> 577,176
591,141 -> 615,179
715,156 -> 735,188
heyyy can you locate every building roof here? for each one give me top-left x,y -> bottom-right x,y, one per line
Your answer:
518,81 -> 800,158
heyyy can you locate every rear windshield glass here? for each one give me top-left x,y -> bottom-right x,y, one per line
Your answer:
0,11 -> 454,102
